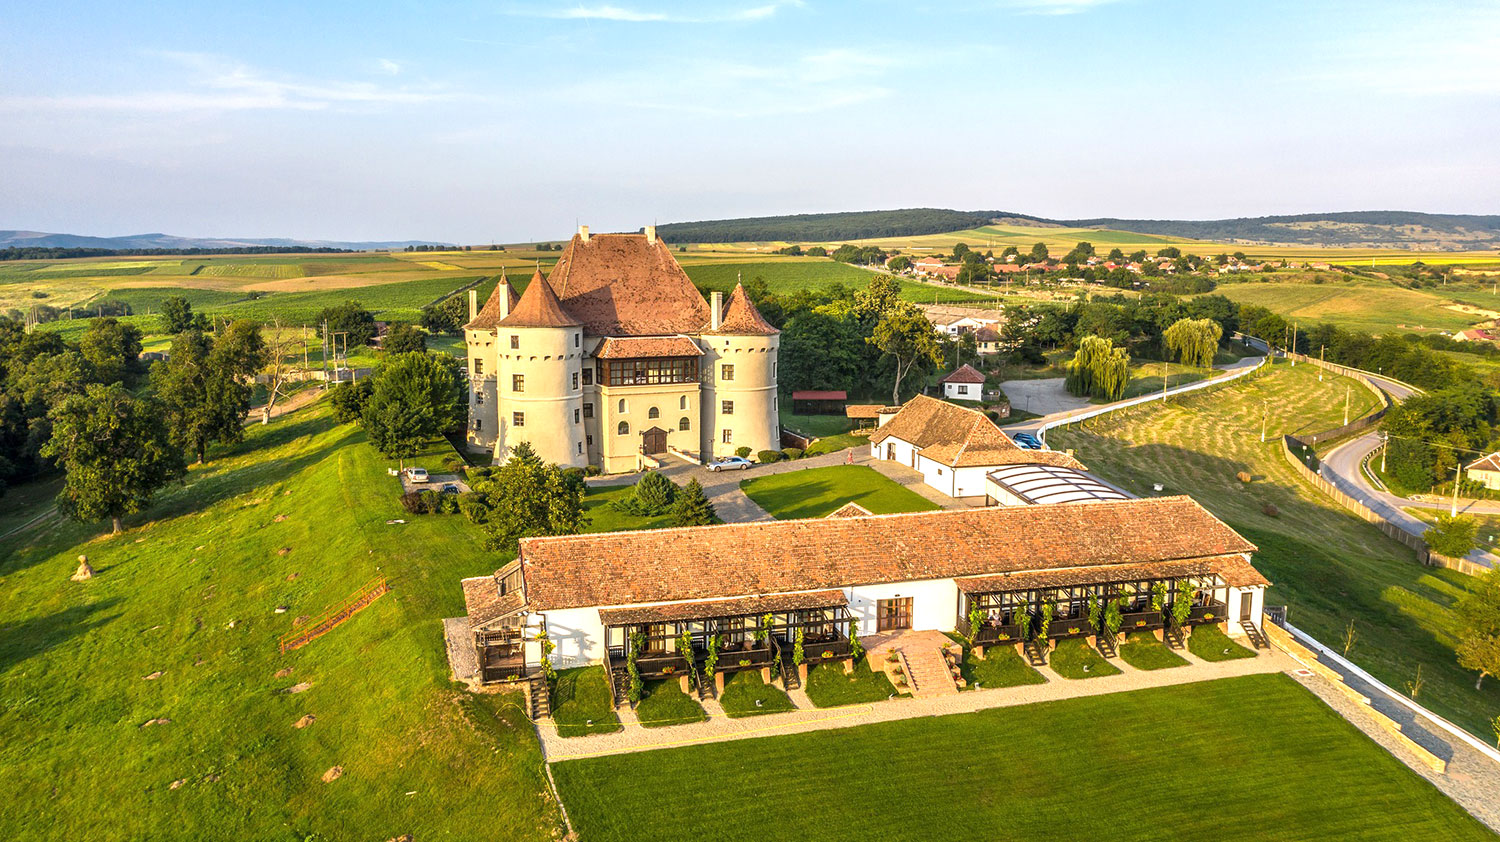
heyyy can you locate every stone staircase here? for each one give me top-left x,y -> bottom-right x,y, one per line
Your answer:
1241,621 -> 1269,650
898,646 -> 959,697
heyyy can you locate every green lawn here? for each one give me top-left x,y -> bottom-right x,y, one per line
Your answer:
634,679 -> 708,728
551,674 -> 1496,842
718,670 -> 796,717
803,657 -> 898,707
961,644 -> 1047,689
1049,359 -> 1500,740
0,403 -> 564,840
582,483 -> 675,533
740,465 -> 940,520
1048,638 -> 1121,679
778,410 -> 854,438
549,667 -> 624,737
1117,631 -> 1190,670
1188,624 -> 1258,662
803,432 -> 865,456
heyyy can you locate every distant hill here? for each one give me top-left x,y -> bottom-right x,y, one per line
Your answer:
653,209 -> 1500,250
0,230 -> 452,252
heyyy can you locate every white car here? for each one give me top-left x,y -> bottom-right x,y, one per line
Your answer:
706,456 -> 754,472
407,467 -> 430,483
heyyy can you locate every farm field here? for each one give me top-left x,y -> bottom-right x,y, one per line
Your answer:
1049,360 -> 1500,739
0,403 -> 565,841
740,465 -> 939,519
551,674 -> 1495,842
1209,279 -> 1487,334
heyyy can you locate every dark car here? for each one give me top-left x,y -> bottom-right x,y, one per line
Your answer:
441,484 -> 461,494
1011,432 -> 1044,450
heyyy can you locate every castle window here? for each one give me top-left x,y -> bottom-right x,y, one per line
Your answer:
586,434 -> 593,446
679,395 -> 687,410
513,412 -> 525,427
572,372 -> 579,390
721,363 -> 734,381
512,374 -> 524,392
679,417 -> 690,431
575,333 -> 581,348
510,335 -> 519,349
721,400 -> 734,415
601,357 -> 698,386
618,399 -> 627,413
577,442 -> 583,455
618,421 -> 630,435
574,408 -> 581,424
474,390 -> 484,405
722,429 -> 733,444
473,359 -> 483,376
648,407 -> 660,419
582,368 -> 593,386
473,419 -> 482,431
583,402 -> 594,419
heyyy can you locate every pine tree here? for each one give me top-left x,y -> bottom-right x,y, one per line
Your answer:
669,478 -> 719,527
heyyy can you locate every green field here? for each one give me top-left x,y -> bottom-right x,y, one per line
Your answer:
0,403 -> 565,841
1050,360 -> 1500,738
740,465 -> 940,520
1210,279 -> 1483,335
551,674 -> 1494,842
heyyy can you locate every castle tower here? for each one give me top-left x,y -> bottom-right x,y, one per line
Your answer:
699,283 -> 780,460
494,269 -> 588,467
463,272 -> 518,451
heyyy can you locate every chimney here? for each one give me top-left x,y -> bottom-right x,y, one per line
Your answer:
645,225 -> 656,245
711,291 -> 723,330
468,289 -> 478,321
578,224 -> 590,243
498,280 -> 511,320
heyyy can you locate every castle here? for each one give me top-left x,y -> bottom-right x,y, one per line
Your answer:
464,226 -> 780,473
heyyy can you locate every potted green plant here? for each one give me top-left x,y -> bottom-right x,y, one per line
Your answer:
966,604 -> 985,647
793,628 -> 805,667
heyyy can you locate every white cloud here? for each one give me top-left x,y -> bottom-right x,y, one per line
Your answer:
999,0 -> 1122,15
1301,6 -> 1500,97
516,1 -> 800,23
377,58 -> 402,75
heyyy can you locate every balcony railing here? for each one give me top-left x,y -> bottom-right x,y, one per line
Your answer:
1119,609 -> 1163,632
1185,602 -> 1228,626
959,618 -> 1023,645
1046,617 -> 1094,639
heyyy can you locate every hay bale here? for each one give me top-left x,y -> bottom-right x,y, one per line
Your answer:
1236,471 -> 1252,483
321,766 -> 343,783
71,555 -> 94,582
1262,502 -> 1280,517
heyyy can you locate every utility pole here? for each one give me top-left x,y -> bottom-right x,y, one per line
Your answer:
1319,345 -> 1325,382
320,320 -> 329,387
1380,432 -> 1388,473
1451,462 -> 1462,518
1343,386 -> 1350,426
1260,400 -> 1268,443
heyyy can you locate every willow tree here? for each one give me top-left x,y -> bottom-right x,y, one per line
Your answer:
1162,318 -> 1223,370
1065,335 -> 1130,401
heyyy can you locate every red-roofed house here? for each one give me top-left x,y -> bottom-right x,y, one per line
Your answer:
1467,452 -> 1500,490
938,363 -> 986,400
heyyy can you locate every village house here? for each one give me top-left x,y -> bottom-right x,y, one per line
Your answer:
1454,328 -> 1500,344
459,498 -> 1270,710
975,325 -> 1002,355
1465,452 -> 1500,490
938,363 -> 986,400
869,395 -> 1068,499
464,226 -> 780,473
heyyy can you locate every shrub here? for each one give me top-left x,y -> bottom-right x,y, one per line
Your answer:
399,491 -> 425,514
439,494 -> 460,514
584,464 -> 602,477
610,470 -> 677,515
757,450 -> 783,464
458,493 -> 489,523
781,447 -> 803,461
736,446 -> 753,459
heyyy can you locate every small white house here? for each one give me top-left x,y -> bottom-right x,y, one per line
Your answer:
939,364 -> 986,400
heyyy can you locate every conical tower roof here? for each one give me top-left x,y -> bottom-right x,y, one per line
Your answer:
464,271 -> 521,330
704,282 -> 778,335
499,268 -> 582,328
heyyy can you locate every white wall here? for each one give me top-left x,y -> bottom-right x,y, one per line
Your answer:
1227,586 -> 1265,633
950,466 -> 991,498
983,475 -> 1029,506
943,382 -> 978,401
846,579 -> 960,635
542,607 -> 607,669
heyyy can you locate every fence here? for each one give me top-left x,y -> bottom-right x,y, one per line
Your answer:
1038,354 -> 1269,439
1276,350 -> 1390,446
278,578 -> 390,653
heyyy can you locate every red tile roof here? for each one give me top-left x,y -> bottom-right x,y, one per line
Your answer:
871,394 -> 1081,469
975,326 -> 1000,342
705,282 -> 779,336
597,589 -> 846,626
792,390 -> 847,401
939,364 -> 986,385
464,275 -> 522,330
498,269 -> 581,328
1467,452 -> 1500,473
516,496 -> 1259,610
593,336 -> 703,359
844,404 -> 886,419
825,502 -> 874,518
545,233 -> 711,336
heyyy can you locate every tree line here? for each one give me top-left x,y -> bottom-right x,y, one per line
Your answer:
0,246 -> 353,261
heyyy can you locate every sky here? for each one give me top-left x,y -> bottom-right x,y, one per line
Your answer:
2,0 -> 1497,242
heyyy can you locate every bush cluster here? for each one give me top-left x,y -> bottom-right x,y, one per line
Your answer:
400,489 -> 460,515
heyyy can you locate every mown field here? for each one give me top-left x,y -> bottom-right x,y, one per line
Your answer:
1209,278 -> 1490,335
0,403 -> 566,841
1049,360 -> 1500,739
553,674 -> 1495,842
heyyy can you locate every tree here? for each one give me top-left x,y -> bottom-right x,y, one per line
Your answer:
1028,242 -> 1049,263
868,303 -> 944,405
162,296 -> 208,334
951,243 -> 970,262
1107,247 -> 1125,261
421,295 -> 469,334
78,317 -> 142,384
670,478 -> 720,526
1425,513 -> 1477,558
1162,318 -> 1223,369
469,448 -> 587,551
382,322 -> 427,355
1457,568 -> 1500,690
257,317 -> 301,424
329,377 -> 373,423
316,300 -> 377,347
41,383 -> 185,534
360,352 -> 463,467
1065,335 -> 1130,401
887,255 -> 912,273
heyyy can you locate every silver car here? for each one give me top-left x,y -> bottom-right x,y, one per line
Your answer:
706,456 -> 754,472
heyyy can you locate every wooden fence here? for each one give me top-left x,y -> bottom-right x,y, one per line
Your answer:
279,578 -> 390,653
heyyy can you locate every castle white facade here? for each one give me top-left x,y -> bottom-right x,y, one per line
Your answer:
464,226 -> 780,473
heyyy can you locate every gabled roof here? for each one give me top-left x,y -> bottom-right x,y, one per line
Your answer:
704,282 -> 779,336
593,336 -> 703,359
1467,452 -> 1500,473
464,274 -> 522,330
514,496 -> 1259,611
975,326 -> 1000,342
871,395 -> 1084,470
498,269 -> 581,328
939,364 -> 986,385
544,232 -> 711,336
825,501 -> 874,518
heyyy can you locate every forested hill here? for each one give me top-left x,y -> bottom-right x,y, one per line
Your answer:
652,209 -> 1014,243
652,208 -> 1500,249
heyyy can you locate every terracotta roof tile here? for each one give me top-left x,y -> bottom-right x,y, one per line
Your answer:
792,390 -> 847,401
461,576 -> 525,629
845,404 -> 885,419
546,233 -> 711,336
871,394 -> 1075,468
975,326 -> 1000,342
597,590 -> 846,626
593,336 -> 703,359
704,282 -> 779,336
464,275 -> 522,330
825,502 -> 874,518
517,496 -> 1259,610
939,364 -> 986,385
499,269 -> 581,328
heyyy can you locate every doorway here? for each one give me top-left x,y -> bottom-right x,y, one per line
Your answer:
1238,591 -> 1254,622
876,597 -> 913,632
641,426 -> 667,455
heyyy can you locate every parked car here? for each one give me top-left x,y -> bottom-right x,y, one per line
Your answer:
440,484 -> 460,494
706,456 -> 753,472
1011,432 -> 1044,450
407,467 -> 430,483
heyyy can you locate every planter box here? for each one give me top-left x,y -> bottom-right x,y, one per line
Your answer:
1120,610 -> 1163,631
973,623 -> 1022,645
1186,603 -> 1228,625
716,644 -> 773,672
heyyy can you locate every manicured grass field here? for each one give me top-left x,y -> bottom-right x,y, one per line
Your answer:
581,483 -> 675,534
740,465 -> 940,520
1117,631 -> 1190,670
1212,279 -> 1479,335
803,657 -> 897,707
1188,624 -> 1258,661
551,674 -> 1496,842
1048,638 -> 1121,679
778,410 -> 854,437
0,403 -> 565,840
718,670 -> 796,717
634,679 -> 708,728
803,432 -> 865,456
962,644 -> 1046,688
1049,359 -> 1500,739
551,668 -> 625,737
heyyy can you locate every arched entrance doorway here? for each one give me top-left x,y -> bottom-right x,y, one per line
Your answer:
641,426 -> 668,456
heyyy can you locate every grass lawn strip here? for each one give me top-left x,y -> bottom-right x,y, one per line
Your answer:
1188,624 -> 1258,662
1047,638 -> 1122,679
803,657 -> 898,707
634,679 -> 708,729
551,674 -> 1496,842
740,465 -> 939,520
1117,631 -> 1190,670
551,667 -> 624,737
718,670 -> 796,717
961,644 -> 1047,689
